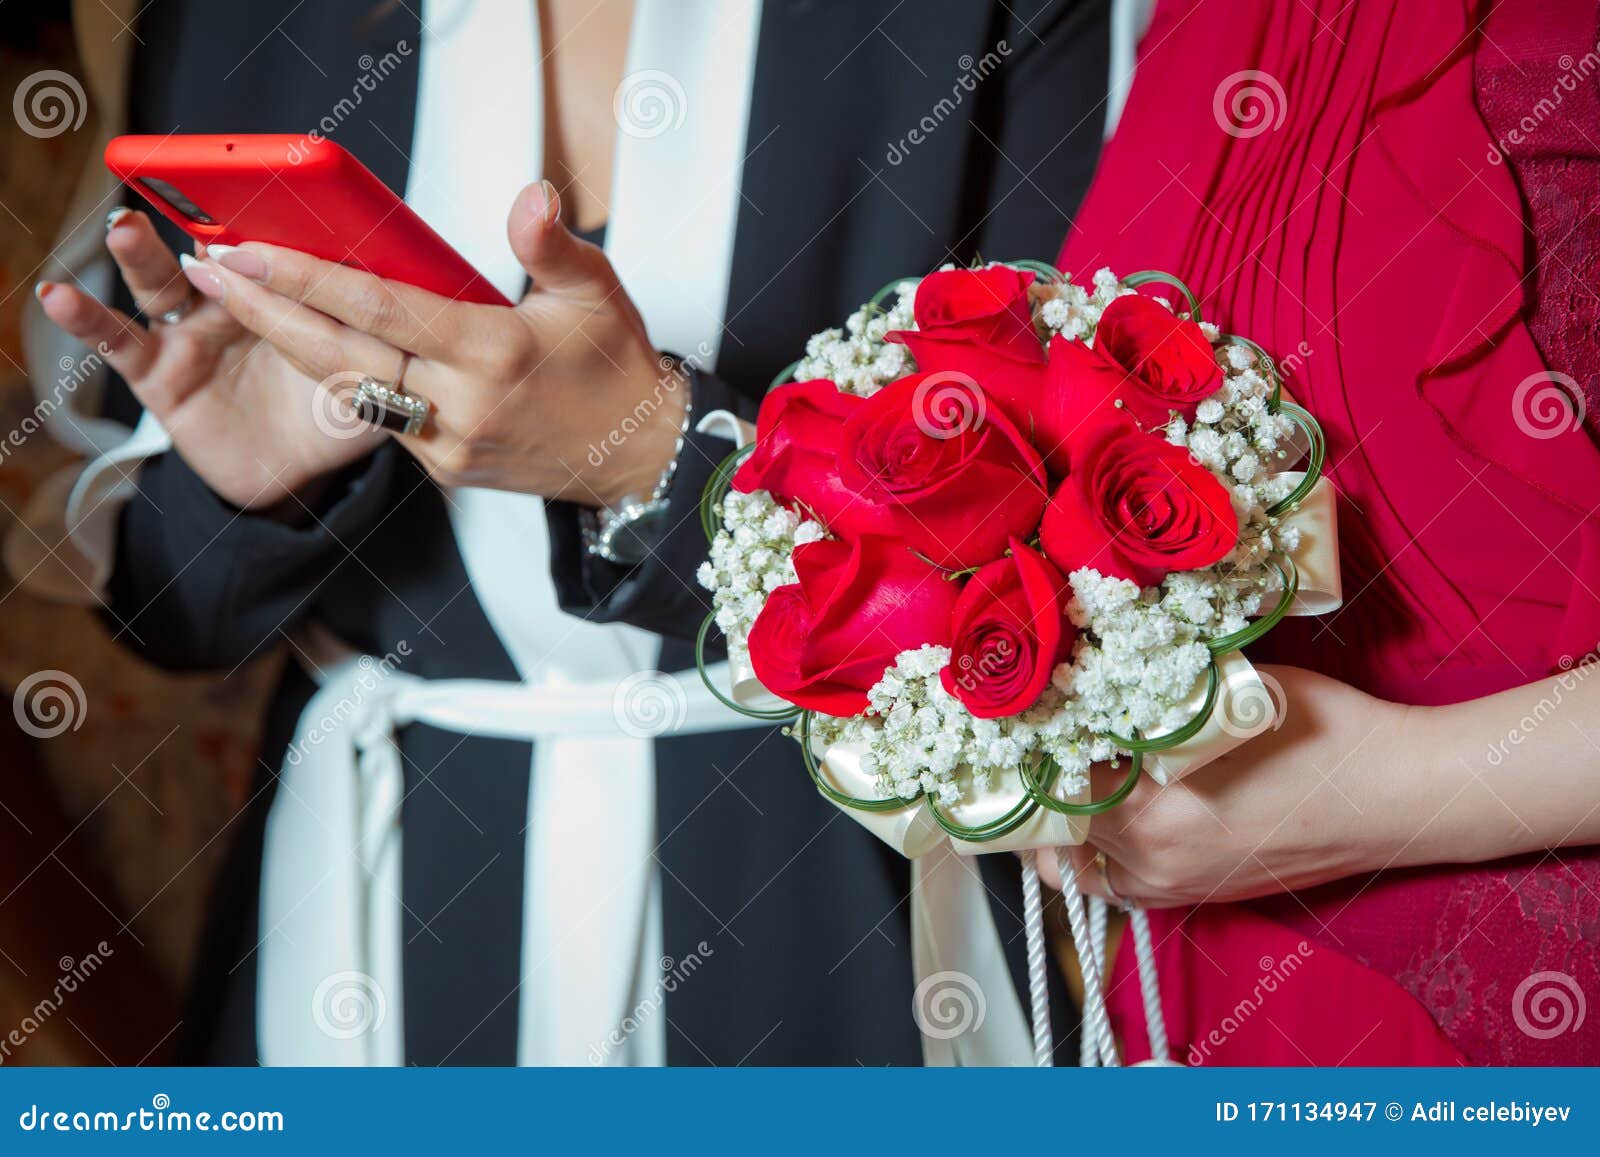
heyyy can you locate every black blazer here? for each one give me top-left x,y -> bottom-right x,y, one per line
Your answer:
108,0 -> 1109,1065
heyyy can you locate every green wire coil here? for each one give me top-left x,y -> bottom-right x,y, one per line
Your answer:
1120,270 -> 1202,321
698,261 -> 1332,833
693,614 -> 802,724
1104,657 -> 1221,753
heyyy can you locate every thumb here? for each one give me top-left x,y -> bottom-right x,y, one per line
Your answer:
507,179 -> 617,302
1036,843 -> 1098,893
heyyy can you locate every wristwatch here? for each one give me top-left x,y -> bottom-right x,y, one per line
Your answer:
582,360 -> 694,567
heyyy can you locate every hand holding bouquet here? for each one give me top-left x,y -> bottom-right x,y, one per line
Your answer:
698,262 -> 1339,857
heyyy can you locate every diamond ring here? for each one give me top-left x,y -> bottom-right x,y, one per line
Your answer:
155,296 -> 195,325
1091,850 -> 1127,908
353,376 -> 430,436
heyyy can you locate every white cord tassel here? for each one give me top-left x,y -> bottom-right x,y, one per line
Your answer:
1128,908 -> 1172,1063
1089,894 -> 1108,975
1079,975 -> 1098,1070
1019,851 -> 1054,1066
1078,889 -> 1099,1069
1086,895 -> 1118,1066
1055,849 -> 1119,1066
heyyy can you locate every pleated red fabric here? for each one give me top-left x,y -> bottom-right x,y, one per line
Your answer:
1059,0 -> 1600,1064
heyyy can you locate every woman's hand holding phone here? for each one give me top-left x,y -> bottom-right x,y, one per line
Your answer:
178,179 -> 686,509
35,209 -> 386,513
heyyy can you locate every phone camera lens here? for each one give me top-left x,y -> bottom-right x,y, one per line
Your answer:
139,176 -> 217,225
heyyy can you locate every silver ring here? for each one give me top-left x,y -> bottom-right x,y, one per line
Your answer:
1092,851 -> 1127,908
353,375 -> 431,436
155,296 -> 195,325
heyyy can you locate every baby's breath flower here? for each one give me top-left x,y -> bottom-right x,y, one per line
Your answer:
703,266 -> 1312,809
700,488 -> 823,661
793,281 -> 919,396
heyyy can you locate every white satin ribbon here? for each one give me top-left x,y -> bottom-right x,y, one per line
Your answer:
911,844 -> 1035,1066
811,741 -> 945,859
1277,473 -> 1342,616
727,647 -> 792,716
1143,649 -> 1271,786
809,741 -> 1091,859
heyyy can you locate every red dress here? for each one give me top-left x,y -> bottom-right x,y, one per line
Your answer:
1059,0 -> 1600,1064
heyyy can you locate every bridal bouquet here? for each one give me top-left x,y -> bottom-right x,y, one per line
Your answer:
695,262 -> 1339,859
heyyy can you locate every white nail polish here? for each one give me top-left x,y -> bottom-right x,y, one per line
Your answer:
179,252 -> 225,302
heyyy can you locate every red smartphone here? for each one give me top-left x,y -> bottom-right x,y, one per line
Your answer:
104,134 -> 511,306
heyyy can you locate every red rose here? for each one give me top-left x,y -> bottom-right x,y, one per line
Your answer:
941,540 -> 1076,719
1040,415 -> 1239,588
1047,295 -> 1223,442
885,267 -> 1048,424
731,379 -> 895,536
894,266 -> 1043,363
837,372 -> 1048,570
747,536 -> 958,716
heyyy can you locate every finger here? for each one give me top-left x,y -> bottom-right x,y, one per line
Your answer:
1027,844 -> 1096,894
33,281 -> 157,383
203,241 -> 466,359
1076,762 -> 1162,856
103,208 -> 194,320
181,254 -> 408,386
507,180 -> 624,306
1033,845 -> 1070,891
1085,846 -> 1177,909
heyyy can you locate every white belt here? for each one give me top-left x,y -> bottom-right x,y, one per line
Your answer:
256,626 -> 774,1066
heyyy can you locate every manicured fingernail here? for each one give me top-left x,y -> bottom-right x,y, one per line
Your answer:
179,253 -> 224,301
207,244 -> 268,281
34,280 -> 55,302
539,179 -> 560,227
106,207 -> 134,232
